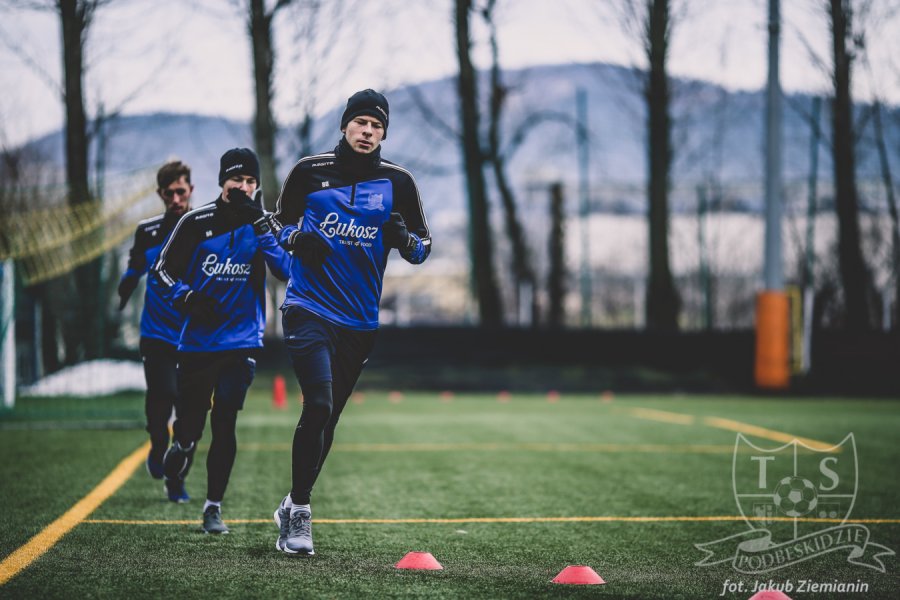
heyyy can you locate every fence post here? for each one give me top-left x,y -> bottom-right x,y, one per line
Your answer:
1,260 -> 15,408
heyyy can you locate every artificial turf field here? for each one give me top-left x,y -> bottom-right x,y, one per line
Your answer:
0,387 -> 897,599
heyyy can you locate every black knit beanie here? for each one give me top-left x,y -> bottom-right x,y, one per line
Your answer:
340,89 -> 389,139
218,147 -> 260,185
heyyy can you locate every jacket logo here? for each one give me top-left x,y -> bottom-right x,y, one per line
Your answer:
205,230 -> 213,238
322,181 -> 330,188
201,254 -> 251,277
319,212 -> 379,240
362,193 -> 384,211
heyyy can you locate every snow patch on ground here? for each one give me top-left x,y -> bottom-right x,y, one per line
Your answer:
21,360 -> 146,397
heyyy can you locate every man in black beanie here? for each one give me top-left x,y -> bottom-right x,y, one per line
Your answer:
339,88 -> 389,139
270,91 -> 430,555
218,147 -> 260,185
151,147 -> 289,534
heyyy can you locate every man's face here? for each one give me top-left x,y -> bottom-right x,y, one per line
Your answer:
342,115 -> 385,154
221,174 -> 258,201
158,175 -> 193,217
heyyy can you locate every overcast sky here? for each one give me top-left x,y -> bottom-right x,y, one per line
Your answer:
2,0 -> 899,148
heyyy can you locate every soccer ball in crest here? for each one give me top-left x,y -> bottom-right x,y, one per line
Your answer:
773,476 -> 818,517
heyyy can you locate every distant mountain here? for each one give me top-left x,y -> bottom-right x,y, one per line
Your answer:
24,61 -> 900,220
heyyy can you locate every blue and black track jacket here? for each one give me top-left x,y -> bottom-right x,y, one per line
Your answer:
151,196 -> 291,352
272,139 -> 431,330
121,212 -> 183,345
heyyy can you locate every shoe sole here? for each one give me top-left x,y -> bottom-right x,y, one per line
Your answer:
274,510 -> 285,551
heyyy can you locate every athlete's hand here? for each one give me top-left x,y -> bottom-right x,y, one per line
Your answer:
117,275 -> 139,310
382,212 -> 414,249
176,291 -> 221,326
226,187 -> 264,225
289,231 -> 332,268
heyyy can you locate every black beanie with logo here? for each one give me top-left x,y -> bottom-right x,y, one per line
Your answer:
340,89 -> 389,139
218,147 -> 260,185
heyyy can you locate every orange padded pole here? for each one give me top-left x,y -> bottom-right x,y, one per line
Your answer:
754,291 -> 790,389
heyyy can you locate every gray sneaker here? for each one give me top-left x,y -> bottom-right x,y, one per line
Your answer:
284,508 -> 314,555
273,496 -> 290,551
202,505 -> 229,534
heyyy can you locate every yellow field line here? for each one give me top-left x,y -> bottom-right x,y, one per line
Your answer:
238,442 -> 735,453
623,407 -> 696,425
623,407 -> 835,450
0,441 -> 150,587
701,416 -> 834,451
83,515 -> 900,525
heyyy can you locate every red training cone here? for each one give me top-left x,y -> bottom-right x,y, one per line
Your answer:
551,565 -> 605,585
394,551 -> 443,570
272,375 -> 286,409
749,591 -> 793,600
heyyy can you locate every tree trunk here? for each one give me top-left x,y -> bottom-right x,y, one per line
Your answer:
59,0 -> 100,361
484,1 -> 537,326
644,0 -> 680,331
547,182 -> 566,328
455,0 -> 502,326
829,0 -> 872,330
873,102 -> 900,330
249,0 -> 280,210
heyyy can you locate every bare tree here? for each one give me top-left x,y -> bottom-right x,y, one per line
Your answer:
4,0 -> 175,363
242,0 -> 294,210
642,0 -> 681,330
611,0 -> 681,330
455,0 -> 502,326
872,102 -> 900,329
55,0 -> 109,361
828,0 -> 875,329
284,0 -> 362,158
480,0 -> 538,325
547,182 -> 567,327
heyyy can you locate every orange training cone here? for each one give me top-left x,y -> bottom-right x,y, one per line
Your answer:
394,551 -> 443,570
272,375 -> 287,409
749,591 -> 793,600
551,565 -> 605,585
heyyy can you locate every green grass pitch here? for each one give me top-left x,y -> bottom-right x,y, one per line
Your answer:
1,388 -> 897,599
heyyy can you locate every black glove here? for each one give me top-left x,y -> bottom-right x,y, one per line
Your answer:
176,291 -> 221,326
382,212 -> 414,249
289,231 -> 332,268
226,187 -> 264,225
117,275 -> 139,310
